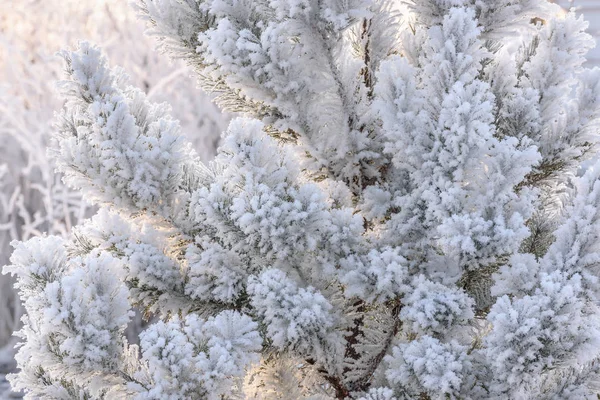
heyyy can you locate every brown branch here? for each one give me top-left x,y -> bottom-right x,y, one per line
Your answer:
517,159 -> 565,190
304,298 -> 367,399
344,299 -> 367,363
360,18 -> 374,99
305,358 -> 351,399
350,298 -> 403,393
307,299 -> 403,398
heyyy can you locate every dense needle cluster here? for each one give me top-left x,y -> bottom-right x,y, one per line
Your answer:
5,0 -> 600,398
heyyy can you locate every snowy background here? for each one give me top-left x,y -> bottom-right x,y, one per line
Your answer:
0,0 -> 599,398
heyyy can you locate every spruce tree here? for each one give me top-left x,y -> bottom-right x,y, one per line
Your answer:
5,0 -> 600,398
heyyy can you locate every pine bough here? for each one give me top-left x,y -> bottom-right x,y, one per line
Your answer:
5,0 -> 600,398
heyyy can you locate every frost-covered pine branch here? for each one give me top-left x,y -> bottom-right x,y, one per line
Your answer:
5,0 -> 600,398
0,0 -> 228,376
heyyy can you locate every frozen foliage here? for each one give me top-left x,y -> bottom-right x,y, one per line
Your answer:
5,236 -> 135,398
400,275 -> 474,336
54,42 -> 194,211
5,0 -> 600,399
0,0 -> 228,382
554,0 -> 600,66
248,269 -> 343,363
139,312 -> 261,399
385,336 -> 471,399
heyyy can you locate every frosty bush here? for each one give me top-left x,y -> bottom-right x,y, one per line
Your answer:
5,0 -> 600,398
0,0 -> 227,356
